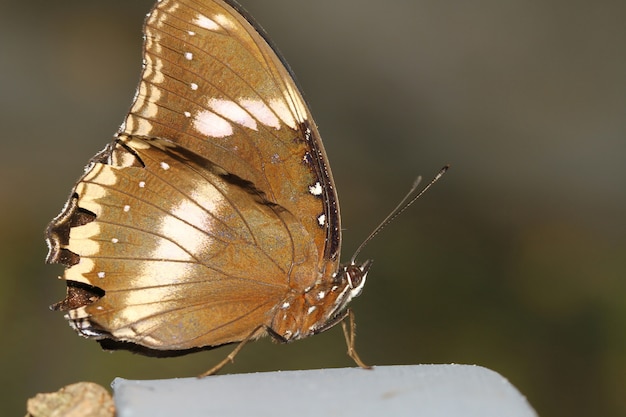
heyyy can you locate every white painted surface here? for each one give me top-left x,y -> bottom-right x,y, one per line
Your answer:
113,364 -> 538,417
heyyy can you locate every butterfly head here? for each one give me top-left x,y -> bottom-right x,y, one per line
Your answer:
305,259 -> 373,336
270,259 -> 372,341
333,259 -> 373,312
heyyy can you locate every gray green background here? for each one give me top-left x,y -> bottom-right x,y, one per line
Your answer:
2,1 -> 624,416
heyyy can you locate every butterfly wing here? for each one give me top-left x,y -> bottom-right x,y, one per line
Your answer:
52,136 -> 320,349
46,0 -> 342,352
122,0 -> 341,268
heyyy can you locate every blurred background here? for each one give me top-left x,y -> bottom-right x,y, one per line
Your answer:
2,0 -> 624,415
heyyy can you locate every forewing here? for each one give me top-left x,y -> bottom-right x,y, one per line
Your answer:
121,0 -> 341,265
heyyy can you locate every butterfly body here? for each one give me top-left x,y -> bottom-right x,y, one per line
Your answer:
46,0 -> 371,360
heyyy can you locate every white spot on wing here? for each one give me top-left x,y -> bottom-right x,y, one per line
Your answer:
193,110 -> 233,138
208,98 -> 257,130
193,14 -> 219,31
150,185 -> 225,263
213,13 -> 235,30
309,182 -> 323,196
317,214 -> 326,226
239,99 -> 280,129
184,52 -> 193,60
160,161 -> 170,170
139,181 -> 146,188
190,82 -> 198,90
111,238 -> 119,244
123,205 -> 130,212
97,271 -> 106,279
270,98 -> 296,129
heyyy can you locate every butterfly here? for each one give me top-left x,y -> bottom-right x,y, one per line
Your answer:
46,0 -> 373,374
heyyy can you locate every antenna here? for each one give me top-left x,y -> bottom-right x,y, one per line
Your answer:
350,165 -> 449,264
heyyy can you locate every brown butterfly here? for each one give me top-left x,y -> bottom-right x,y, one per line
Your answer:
46,0 -> 372,375
47,0 -> 448,375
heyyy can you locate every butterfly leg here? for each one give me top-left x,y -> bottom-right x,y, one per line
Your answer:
198,325 -> 265,377
341,309 -> 372,370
